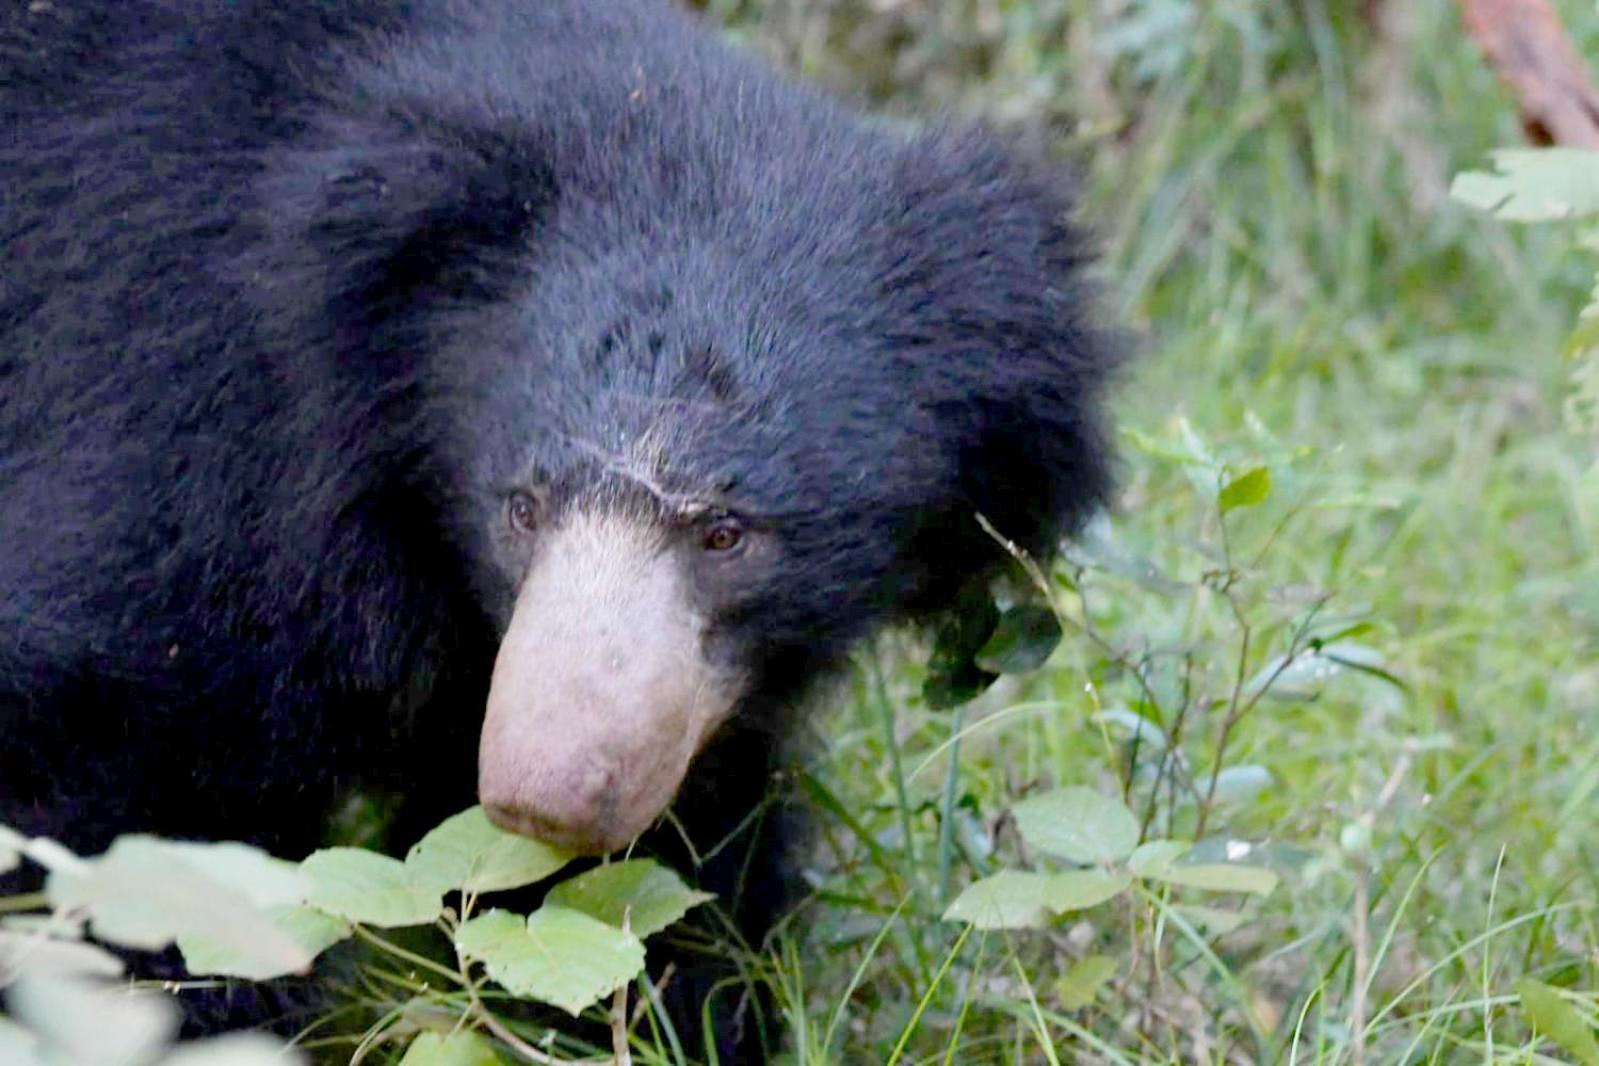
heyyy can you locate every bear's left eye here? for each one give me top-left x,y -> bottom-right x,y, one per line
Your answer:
702,518 -> 744,554
507,491 -> 539,534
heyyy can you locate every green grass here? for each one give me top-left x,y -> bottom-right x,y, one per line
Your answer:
712,1 -> 1599,1062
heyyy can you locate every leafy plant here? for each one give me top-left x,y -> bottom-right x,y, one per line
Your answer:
0,809 -> 712,1064
1455,148 -> 1599,444
943,786 -> 1277,931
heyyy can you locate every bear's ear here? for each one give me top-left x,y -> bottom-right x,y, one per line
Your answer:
886,126 -> 1123,556
247,111 -> 555,329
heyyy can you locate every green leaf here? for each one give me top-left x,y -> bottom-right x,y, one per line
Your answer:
942,870 -> 1057,929
1218,466 -> 1271,513
1126,839 -> 1190,877
154,841 -> 310,907
1012,787 -> 1140,865
974,606 -> 1063,675
1043,870 -> 1133,911
544,860 -> 713,940
1143,862 -> 1278,897
405,807 -> 574,895
0,1018 -> 44,1066
0,828 -> 18,875
271,904 -> 354,958
456,906 -> 645,1016
942,869 -> 1130,929
302,848 -> 440,928
179,904 -> 350,979
1452,148 -> 1599,221
921,581 -> 1001,709
1516,978 -> 1599,1066
8,974 -> 177,1066
397,1031 -> 509,1066
0,931 -> 125,984
46,838 -> 312,974
1202,765 -> 1274,804
1055,955 -> 1116,1010
162,1034 -> 305,1066
921,667 -> 997,710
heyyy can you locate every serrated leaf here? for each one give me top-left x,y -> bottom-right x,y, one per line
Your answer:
179,904 -> 350,980
544,860 -> 713,940
456,906 -> 645,1016
1012,787 -> 1140,865
1142,862 -> 1278,896
397,1030 -> 509,1066
1056,955 -> 1116,1010
162,1034 -> 305,1066
302,848 -> 440,928
1219,466 -> 1271,513
1042,870 -> 1132,911
1452,148 -> 1599,221
942,870 -> 1057,929
405,807 -> 574,895
45,838 -> 310,974
1127,840 -> 1190,877
1516,978 -> 1599,1066
974,606 -> 1062,674
8,974 -> 177,1066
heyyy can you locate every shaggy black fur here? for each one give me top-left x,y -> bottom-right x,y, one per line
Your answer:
1,0 -> 1118,1054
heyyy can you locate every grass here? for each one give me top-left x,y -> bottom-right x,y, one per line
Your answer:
709,0 -> 1599,1062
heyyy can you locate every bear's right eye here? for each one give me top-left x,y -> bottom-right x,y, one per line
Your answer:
507,491 -> 539,534
702,517 -> 744,555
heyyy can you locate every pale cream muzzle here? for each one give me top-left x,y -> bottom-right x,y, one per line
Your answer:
478,511 -> 738,854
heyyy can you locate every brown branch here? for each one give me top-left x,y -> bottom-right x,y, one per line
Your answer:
1459,0 -> 1599,148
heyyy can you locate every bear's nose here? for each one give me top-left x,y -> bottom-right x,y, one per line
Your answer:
480,759 -> 623,856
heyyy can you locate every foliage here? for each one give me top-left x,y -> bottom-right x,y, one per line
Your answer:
0,811 -> 710,1063
1454,146 -> 1599,446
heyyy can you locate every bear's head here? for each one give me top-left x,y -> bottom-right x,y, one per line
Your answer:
258,59 -> 1118,855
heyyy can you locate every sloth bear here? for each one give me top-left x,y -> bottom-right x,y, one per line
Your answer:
0,0 -> 1115,1048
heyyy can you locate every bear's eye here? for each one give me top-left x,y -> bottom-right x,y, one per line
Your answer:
702,518 -> 744,554
507,491 -> 539,534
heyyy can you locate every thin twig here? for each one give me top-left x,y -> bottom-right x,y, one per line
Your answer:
1348,752 -> 1413,1065
610,909 -> 633,1066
